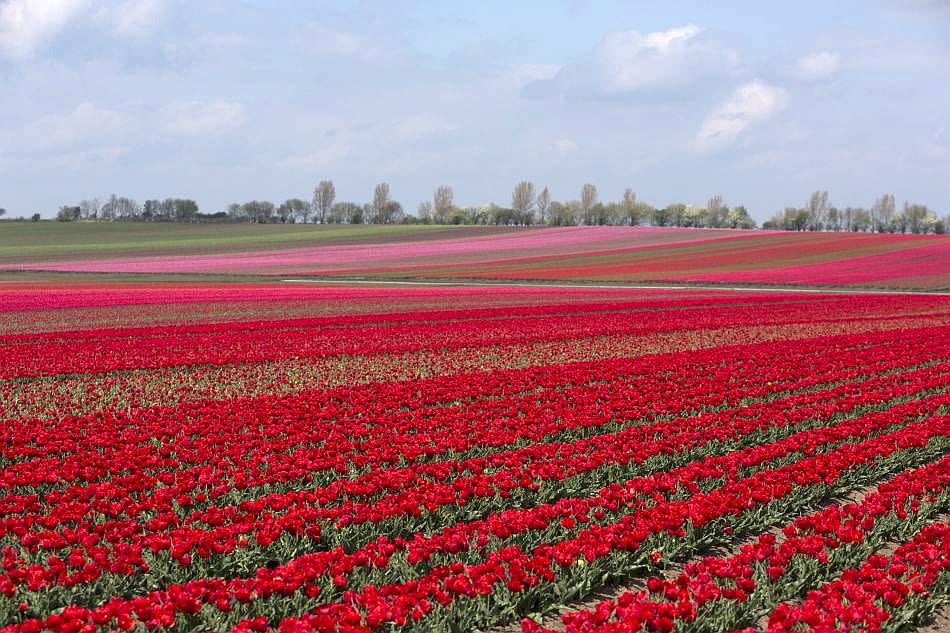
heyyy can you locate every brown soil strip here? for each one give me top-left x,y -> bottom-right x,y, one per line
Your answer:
916,603 -> 950,633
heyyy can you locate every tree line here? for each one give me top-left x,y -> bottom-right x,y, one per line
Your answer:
762,192 -> 947,234
3,183 -> 946,234
42,182 -> 755,229
53,196 -> 203,223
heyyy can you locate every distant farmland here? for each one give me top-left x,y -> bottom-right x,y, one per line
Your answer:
3,223 -> 948,289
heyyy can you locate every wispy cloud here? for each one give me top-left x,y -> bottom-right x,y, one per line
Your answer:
0,0 -> 87,60
523,25 -> 738,99
693,80 -> 787,152
11,102 -> 130,152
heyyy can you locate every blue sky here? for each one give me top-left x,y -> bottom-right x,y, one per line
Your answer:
1,0 -> 948,220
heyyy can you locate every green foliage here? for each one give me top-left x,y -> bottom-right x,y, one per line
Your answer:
0,223 -> 469,261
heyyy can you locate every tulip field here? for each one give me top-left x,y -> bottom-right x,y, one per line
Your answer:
3,278 -> 950,632
5,224 -> 949,290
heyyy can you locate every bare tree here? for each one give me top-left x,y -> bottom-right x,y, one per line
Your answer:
621,189 -> 639,225
241,200 -> 275,223
371,182 -> 391,223
159,198 -> 176,220
841,206 -> 854,232
378,200 -> 403,224
511,181 -> 536,218
277,201 -> 293,223
312,180 -> 335,224
331,201 -> 362,224
416,201 -> 433,223
807,190 -> 829,231
871,193 -> 896,232
707,194 -> 728,228
79,197 -> 100,219
536,187 -> 551,225
295,198 -> 313,224
622,188 -> 636,207
279,199 -> 310,223
120,196 -> 139,219
0,208 -> 5,219
433,185 -> 454,223
580,183 -> 598,224
99,194 -> 119,221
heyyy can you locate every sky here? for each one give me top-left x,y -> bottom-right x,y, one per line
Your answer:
0,0 -> 948,220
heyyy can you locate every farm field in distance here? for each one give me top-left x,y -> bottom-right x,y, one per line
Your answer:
3,223 -> 948,290
2,224 -> 950,632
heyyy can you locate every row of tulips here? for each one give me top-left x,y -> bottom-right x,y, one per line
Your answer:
6,324 -> 942,506
3,339 -> 946,600
3,294 -> 807,343
262,415 -> 950,632
7,307 -> 946,422
6,397 -> 946,631
2,328 -> 929,542
2,375 -> 941,614
11,316 -> 896,464
3,294 -> 945,380
1,296 -> 814,378
767,520 -> 950,631
524,451 -> 950,632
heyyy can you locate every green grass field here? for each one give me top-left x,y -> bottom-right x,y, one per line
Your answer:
0,221 -> 499,261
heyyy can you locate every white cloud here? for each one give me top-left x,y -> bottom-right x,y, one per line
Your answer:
0,0 -> 87,60
693,80 -> 788,152
160,101 -> 247,136
14,102 -> 130,152
524,25 -> 738,98
1,0 -> 168,61
794,51 -> 840,82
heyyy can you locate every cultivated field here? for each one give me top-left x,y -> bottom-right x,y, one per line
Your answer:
3,224 -> 948,289
2,225 -> 950,632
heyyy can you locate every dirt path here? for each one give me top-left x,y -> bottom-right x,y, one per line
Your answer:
917,603 -> 950,632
